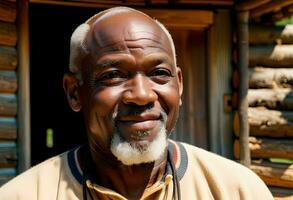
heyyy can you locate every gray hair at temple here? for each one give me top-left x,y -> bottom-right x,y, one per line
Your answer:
68,7 -> 177,83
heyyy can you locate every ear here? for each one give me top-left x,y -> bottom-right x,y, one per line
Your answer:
176,67 -> 183,106
63,72 -> 82,112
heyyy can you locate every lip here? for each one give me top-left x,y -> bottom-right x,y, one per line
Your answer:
116,112 -> 162,141
118,112 -> 161,122
118,119 -> 160,131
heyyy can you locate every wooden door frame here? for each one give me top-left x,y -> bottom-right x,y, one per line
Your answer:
207,10 -> 233,158
18,0 -> 31,173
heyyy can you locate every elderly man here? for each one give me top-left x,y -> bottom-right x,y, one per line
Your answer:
0,7 -> 273,200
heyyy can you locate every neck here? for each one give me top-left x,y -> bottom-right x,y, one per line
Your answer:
79,145 -> 168,200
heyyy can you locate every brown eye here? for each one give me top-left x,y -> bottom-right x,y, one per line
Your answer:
96,70 -> 127,85
149,68 -> 173,84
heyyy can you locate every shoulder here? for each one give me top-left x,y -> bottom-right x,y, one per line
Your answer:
178,142 -> 274,199
0,151 -> 69,200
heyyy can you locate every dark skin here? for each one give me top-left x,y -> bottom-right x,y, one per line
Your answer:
64,9 -> 183,199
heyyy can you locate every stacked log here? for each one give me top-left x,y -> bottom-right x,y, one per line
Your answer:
234,24 -> 293,198
0,0 -> 18,186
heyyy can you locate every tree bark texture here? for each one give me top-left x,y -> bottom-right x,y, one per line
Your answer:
269,186 -> 293,200
248,88 -> 293,109
250,45 -> 293,68
234,107 -> 293,137
249,67 -> 293,89
234,137 -> 293,160
250,160 -> 293,189
250,24 -> 293,45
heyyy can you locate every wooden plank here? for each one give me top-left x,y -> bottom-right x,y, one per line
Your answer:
17,0 -> 31,172
250,0 -> 293,19
250,24 -> 293,45
170,30 -> 208,148
0,21 -> 16,46
0,168 -> 16,186
248,88 -> 293,110
270,186 -> 293,200
250,161 -> 293,189
0,71 -> 17,93
0,117 -> 16,139
174,0 -> 233,6
0,142 -> 17,168
207,10 -> 233,157
272,5 -> 293,22
0,1 -> 16,23
0,94 -> 16,116
250,45 -> 293,68
234,107 -> 293,137
125,0 -> 145,5
237,11 -> 250,167
249,67 -> 293,89
236,0 -> 271,11
141,9 -> 213,30
149,0 -> 168,4
234,137 -> 293,160
31,0 -> 233,6
0,46 -> 17,70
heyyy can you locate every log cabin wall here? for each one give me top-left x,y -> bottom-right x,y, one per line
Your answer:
0,0 -> 17,185
233,23 -> 293,198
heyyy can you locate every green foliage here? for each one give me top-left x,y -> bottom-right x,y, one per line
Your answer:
275,15 -> 293,26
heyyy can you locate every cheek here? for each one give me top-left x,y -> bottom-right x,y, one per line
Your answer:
155,82 -> 181,132
82,87 -> 123,144
92,87 -> 122,116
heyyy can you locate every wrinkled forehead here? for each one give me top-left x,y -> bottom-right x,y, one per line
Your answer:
84,11 -> 173,56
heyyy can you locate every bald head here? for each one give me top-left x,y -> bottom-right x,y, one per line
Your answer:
69,7 -> 176,78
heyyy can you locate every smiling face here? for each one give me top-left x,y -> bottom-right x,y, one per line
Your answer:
65,9 -> 183,165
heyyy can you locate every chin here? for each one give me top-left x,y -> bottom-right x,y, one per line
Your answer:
110,126 -> 168,166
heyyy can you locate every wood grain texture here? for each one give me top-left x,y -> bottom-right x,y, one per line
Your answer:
0,46 -> 17,70
250,0 -> 293,19
270,186 -> 293,200
248,89 -> 293,109
234,137 -> 293,160
236,0 -> 271,11
0,142 -> 17,167
250,25 -> 293,45
250,161 -> 293,189
234,107 -> 293,137
141,9 -> 213,30
0,1 -> 16,23
250,45 -> 293,68
249,67 -> 293,89
0,71 -> 17,93
170,30 -> 208,148
0,117 -> 16,139
0,94 -> 16,116
0,21 -> 16,46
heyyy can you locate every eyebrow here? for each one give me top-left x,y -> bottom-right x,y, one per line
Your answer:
143,54 -> 174,67
96,59 -> 122,68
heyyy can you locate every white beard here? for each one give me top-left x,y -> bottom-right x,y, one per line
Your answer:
110,126 -> 168,165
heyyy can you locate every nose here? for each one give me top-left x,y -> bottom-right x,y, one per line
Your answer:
122,74 -> 158,106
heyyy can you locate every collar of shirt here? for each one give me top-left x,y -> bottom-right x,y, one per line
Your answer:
67,140 -> 188,199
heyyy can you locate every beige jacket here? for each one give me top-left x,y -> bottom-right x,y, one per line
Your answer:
0,141 -> 273,200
